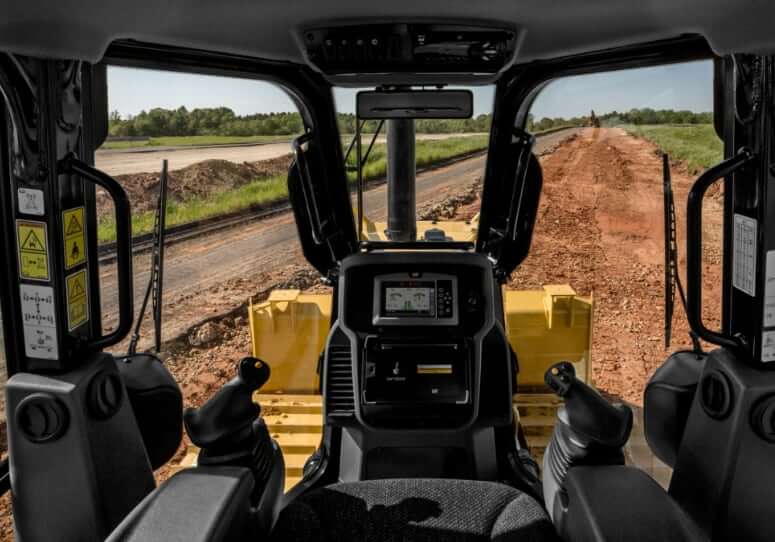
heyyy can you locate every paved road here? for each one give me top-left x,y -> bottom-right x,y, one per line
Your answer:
98,128 -> 579,340
95,133 -> 489,176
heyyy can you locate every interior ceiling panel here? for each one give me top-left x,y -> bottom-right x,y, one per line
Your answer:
0,0 -> 773,64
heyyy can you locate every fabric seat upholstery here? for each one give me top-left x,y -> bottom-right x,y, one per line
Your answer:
271,478 -> 558,541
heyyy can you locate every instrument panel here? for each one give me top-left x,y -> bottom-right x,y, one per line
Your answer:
372,272 -> 458,326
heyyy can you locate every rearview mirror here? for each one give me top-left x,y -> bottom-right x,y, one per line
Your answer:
356,89 -> 473,119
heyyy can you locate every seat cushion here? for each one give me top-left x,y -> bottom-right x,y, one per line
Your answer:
271,478 -> 558,542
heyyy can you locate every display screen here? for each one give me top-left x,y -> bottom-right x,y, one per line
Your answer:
383,281 -> 435,316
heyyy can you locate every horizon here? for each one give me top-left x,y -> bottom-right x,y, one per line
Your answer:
108,59 -> 713,121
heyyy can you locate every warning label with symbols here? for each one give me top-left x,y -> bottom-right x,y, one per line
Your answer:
17,220 -> 50,281
20,284 -> 58,360
66,269 -> 89,331
62,207 -> 87,269
733,214 -> 757,296
17,187 -> 45,216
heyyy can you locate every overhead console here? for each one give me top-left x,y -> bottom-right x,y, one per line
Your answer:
301,23 -> 518,84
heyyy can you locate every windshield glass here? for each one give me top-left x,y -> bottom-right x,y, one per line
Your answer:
335,86 -> 493,244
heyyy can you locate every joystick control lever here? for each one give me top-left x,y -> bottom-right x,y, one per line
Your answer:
184,358 -> 280,510
545,361 -> 632,447
542,362 -> 633,520
184,357 -> 270,451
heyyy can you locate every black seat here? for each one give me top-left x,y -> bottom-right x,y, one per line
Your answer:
271,478 -> 558,541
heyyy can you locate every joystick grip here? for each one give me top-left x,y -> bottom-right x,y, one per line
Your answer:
546,361 -> 632,448
184,357 -> 270,449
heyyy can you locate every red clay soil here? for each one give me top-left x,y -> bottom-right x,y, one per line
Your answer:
0,128 -> 723,538
460,127 -> 722,403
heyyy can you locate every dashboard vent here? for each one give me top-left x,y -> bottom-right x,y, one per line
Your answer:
326,344 -> 355,418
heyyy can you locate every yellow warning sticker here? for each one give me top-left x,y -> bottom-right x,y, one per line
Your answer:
66,269 -> 89,331
62,207 -> 86,269
17,220 -> 50,281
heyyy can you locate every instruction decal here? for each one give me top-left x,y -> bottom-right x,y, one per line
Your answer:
762,331 -> 775,363
20,284 -> 58,360
66,269 -> 89,331
17,188 -> 45,216
62,207 -> 87,269
16,220 -> 50,281
732,214 -> 757,297
764,251 -> 775,327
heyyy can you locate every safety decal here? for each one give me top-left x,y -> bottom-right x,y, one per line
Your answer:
63,207 -> 87,269
20,284 -> 59,360
66,268 -> 89,331
732,214 -> 757,297
762,331 -> 775,363
17,187 -> 45,216
17,220 -> 50,281
764,250 -> 775,328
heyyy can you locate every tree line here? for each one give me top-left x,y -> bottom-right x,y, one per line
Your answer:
108,106 -> 713,138
527,108 -> 713,132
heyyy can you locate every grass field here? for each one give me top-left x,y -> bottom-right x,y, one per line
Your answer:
625,124 -> 723,172
345,135 -> 488,182
98,135 -> 489,243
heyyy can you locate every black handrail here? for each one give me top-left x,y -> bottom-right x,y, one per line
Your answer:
59,153 -> 134,349
686,147 -> 755,348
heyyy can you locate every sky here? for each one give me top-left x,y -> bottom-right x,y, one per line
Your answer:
107,60 -> 713,120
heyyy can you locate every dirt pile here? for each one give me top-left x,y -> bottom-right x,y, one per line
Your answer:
97,154 -> 293,218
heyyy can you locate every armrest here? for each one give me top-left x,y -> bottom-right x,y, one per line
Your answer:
557,466 -> 705,542
107,466 -> 255,542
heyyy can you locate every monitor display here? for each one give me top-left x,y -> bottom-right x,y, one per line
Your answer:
382,281 -> 436,316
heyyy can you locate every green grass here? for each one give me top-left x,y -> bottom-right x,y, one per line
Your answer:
345,135 -> 489,182
624,124 -> 723,172
98,135 -> 489,243
98,175 -> 287,243
100,134 -> 296,150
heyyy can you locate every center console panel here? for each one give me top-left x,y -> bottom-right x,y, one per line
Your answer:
325,252 -> 514,481
326,251 -> 512,424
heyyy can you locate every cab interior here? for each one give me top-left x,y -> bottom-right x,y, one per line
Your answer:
1,2 -> 775,541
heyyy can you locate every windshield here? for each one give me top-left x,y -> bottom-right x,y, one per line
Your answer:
335,86 -> 493,244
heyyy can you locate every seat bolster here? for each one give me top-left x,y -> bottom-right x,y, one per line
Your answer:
491,492 -> 560,542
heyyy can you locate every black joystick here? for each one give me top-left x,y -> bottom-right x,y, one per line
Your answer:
543,362 -> 633,520
545,361 -> 632,447
184,358 -> 276,505
184,357 -> 270,451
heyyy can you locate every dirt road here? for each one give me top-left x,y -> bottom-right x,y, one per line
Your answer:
95,133 -> 489,176
503,127 -> 722,404
99,128 -> 580,346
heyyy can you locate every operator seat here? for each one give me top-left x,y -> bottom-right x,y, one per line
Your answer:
271,478 -> 558,541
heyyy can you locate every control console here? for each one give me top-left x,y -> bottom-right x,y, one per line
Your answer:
324,252 -> 515,479
363,337 -> 470,406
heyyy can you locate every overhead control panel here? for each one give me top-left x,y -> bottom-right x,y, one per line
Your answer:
302,23 -> 517,76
